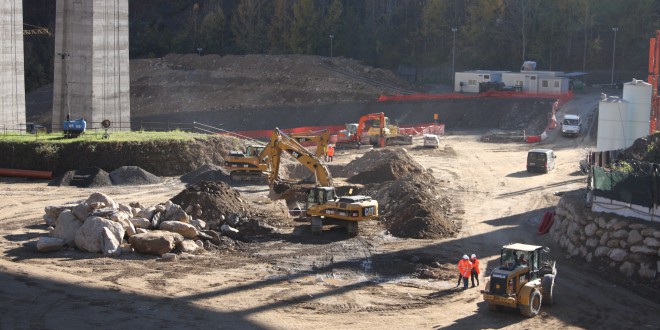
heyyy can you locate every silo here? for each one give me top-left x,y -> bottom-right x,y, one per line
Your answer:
622,79 -> 652,146
597,95 -> 629,151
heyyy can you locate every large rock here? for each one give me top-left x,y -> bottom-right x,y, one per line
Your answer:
584,223 -> 597,236
74,216 -> 125,253
130,217 -> 152,229
129,231 -> 184,256
179,240 -> 200,253
110,211 -> 131,223
159,221 -> 198,239
86,192 -> 118,210
137,206 -> 156,220
627,230 -> 643,245
630,245 -> 657,255
51,210 -> 82,246
611,229 -> 629,239
102,227 -> 122,256
163,201 -> 190,223
36,237 -> 65,252
72,202 -> 93,222
594,246 -> 611,258
639,262 -> 656,279
643,237 -> 660,248
608,248 -> 628,262
619,261 -> 637,277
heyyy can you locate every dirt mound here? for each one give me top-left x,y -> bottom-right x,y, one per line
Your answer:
180,164 -> 231,184
369,171 -> 459,239
49,167 -> 113,188
109,166 -> 162,185
170,181 -> 257,224
339,148 -> 458,239
341,148 -> 426,182
619,132 -> 660,163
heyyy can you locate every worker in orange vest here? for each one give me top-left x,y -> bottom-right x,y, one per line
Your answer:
457,254 -> 473,289
470,254 -> 480,287
326,144 -> 335,162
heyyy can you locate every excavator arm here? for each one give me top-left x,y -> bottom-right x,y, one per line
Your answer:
289,129 -> 330,158
260,128 -> 334,187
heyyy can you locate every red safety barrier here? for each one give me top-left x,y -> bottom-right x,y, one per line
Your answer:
378,91 -> 572,102
537,211 -> 555,235
226,123 -> 445,141
526,135 -> 541,143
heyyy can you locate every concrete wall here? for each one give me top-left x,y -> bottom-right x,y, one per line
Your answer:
52,0 -> 130,132
0,1 -> 26,133
550,193 -> 660,283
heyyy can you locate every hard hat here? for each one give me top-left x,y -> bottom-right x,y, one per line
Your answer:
462,254 -> 469,260
471,254 -> 476,258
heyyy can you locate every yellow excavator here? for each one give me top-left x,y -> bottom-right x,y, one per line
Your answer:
223,129 -> 330,182
264,128 -> 378,236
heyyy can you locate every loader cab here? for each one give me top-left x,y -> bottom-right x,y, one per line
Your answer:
307,186 -> 337,208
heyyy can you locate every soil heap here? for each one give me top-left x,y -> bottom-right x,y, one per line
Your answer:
109,166 -> 162,185
343,148 -> 459,239
50,167 -> 113,188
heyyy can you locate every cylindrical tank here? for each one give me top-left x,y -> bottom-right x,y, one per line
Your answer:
622,79 -> 652,146
597,96 -> 628,151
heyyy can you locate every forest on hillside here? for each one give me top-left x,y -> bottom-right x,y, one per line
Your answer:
23,0 -> 660,92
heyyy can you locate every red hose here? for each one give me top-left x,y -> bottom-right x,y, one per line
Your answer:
0,168 -> 53,180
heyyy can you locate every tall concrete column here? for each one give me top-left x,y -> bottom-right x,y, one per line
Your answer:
53,0 -> 130,132
0,1 -> 26,133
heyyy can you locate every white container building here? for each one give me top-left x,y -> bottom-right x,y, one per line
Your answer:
454,71 -> 506,93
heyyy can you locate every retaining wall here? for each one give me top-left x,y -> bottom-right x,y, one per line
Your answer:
550,192 -> 660,283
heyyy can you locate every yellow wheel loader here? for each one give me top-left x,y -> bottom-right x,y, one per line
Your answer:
482,243 -> 557,317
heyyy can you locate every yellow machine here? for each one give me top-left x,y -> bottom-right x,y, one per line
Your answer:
265,128 -> 378,236
482,243 -> 557,317
223,130 -> 330,182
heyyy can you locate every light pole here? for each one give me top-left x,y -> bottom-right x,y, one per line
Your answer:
611,27 -> 618,86
451,27 -> 457,91
329,34 -> 334,58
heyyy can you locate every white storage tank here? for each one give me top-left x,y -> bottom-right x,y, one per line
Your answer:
622,79 -> 652,145
597,95 -> 629,151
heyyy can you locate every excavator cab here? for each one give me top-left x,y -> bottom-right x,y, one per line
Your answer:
306,186 -> 337,209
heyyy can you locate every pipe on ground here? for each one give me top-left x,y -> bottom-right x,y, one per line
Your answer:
0,168 -> 53,180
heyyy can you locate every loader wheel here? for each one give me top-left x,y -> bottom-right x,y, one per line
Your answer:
311,217 -> 322,235
519,289 -> 542,317
542,274 -> 555,305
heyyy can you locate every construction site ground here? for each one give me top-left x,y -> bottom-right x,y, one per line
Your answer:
2,89 -> 660,329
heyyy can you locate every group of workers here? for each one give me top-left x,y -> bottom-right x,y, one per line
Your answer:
456,254 -> 480,289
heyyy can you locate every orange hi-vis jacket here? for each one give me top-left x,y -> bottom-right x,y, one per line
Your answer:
458,259 -> 473,278
327,146 -> 335,157
471,258 -> 480,274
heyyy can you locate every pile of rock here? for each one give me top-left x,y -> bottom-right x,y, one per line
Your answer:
550,192 -> 660,282
50,166 -> 162,187
38,184 -> 279,258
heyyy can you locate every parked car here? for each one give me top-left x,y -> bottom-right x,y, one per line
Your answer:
423,134 -> 440,148
527,149 -> 556,173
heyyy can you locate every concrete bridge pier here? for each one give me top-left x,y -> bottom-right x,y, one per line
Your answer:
0,1 -> 26,134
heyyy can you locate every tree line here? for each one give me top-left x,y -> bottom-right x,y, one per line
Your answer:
24,0 -> 660,92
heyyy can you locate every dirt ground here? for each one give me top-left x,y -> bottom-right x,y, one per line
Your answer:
3,89 -> 660,329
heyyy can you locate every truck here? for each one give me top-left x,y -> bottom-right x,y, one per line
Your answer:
264,128 -> 379,236
336,112 -> 412,148
482,243 -> 557,317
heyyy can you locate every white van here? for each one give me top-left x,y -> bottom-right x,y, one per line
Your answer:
423,134 -> 440,148
561,114 -> 581,137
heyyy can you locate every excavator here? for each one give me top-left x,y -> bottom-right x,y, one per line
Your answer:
264,128 -> 379,236
336,112 -> 412,148
223,129 -> 330,182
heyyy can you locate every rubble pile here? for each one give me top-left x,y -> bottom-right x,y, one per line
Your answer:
180,164 -> 231,184
37,183 -> 280,257
170,181 -> 278,236
343,148 -> 459,239
50,166 -> 161,187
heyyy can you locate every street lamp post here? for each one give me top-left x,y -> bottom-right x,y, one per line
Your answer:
451,27 -> 457,91
611,27 -> 618,86
329,34 -> 334,58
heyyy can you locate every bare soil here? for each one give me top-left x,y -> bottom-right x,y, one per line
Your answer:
8,54 -> 659,328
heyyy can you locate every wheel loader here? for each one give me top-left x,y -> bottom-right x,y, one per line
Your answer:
482,243 -> 556,317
